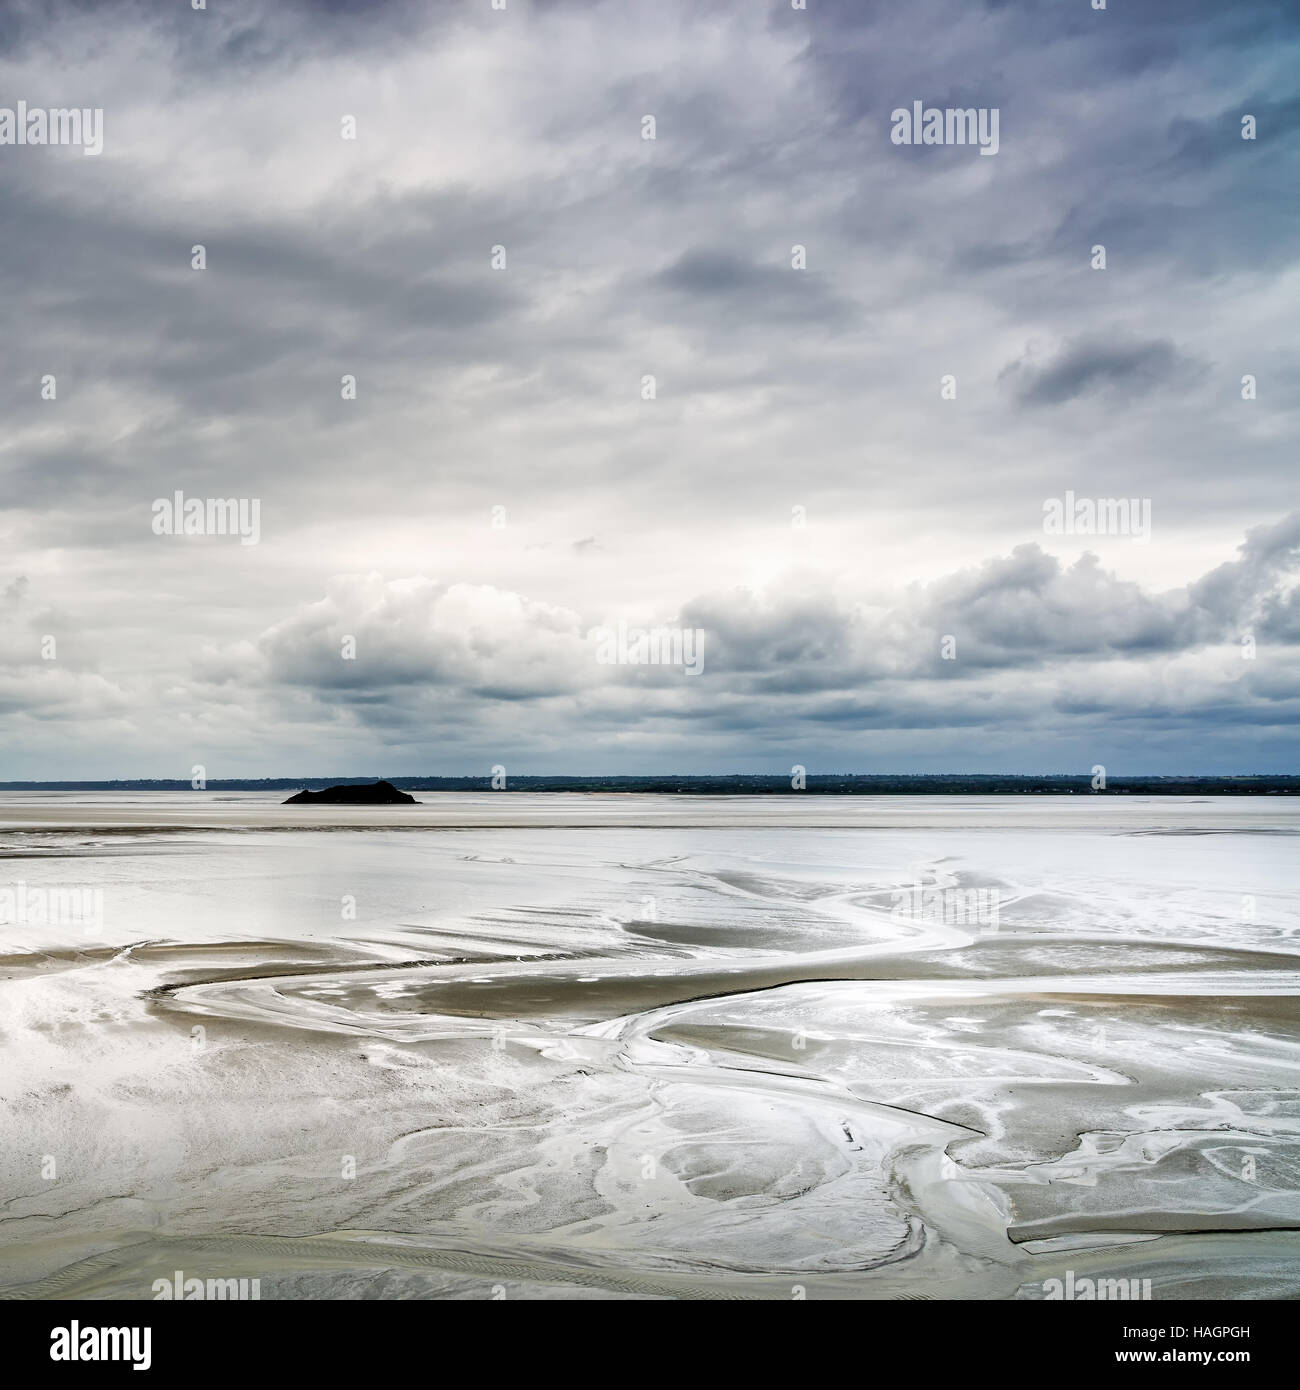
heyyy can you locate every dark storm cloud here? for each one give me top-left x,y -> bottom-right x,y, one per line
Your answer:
1000,338 -> 1194,408
650,247 -> 855,328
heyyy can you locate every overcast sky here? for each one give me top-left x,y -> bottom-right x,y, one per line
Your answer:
1,0 -> 1297,779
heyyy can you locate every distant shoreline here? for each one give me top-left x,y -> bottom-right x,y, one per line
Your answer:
3,775 -> 1299,796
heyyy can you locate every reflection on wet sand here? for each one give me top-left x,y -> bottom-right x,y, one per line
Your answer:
1,796 -> 1297,1299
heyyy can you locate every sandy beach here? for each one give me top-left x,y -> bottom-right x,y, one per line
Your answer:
1,794 -> 1297,1300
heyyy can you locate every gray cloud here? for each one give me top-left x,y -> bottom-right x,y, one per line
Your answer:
1000,338 -> 1194,408
0,0 -> 1295,776
168,515 -> 1300,775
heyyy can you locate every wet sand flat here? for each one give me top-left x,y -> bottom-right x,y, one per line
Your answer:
1,794 -> 1297,1299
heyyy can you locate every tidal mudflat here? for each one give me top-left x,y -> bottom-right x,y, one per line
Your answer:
1,794 -> 1297,1300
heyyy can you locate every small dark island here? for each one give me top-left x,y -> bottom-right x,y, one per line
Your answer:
283,780 -> 419,805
